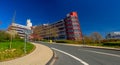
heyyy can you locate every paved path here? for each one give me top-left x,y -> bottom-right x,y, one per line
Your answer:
0,43 -> 53,65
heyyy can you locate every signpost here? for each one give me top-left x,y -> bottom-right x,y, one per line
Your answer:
23,29 -> 32,54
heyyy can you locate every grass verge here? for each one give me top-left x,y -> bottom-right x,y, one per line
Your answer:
0,41 -> 35,62
55,40 -> 120,48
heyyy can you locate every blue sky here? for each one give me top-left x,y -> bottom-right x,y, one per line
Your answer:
0,0 -> 120,37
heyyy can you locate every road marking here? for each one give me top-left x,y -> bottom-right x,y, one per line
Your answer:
78,49 -> 120,58
51,47 -> 89,65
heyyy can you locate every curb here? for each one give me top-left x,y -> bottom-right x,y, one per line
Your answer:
46,48 -> 55,65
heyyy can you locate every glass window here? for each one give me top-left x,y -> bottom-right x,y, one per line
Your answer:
68,30 -> 73,32
74,29 -> 80,32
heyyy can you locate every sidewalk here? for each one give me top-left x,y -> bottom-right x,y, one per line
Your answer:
0,43 -> 53,65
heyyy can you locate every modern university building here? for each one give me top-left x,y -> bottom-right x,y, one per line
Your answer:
33,12 -> 83,40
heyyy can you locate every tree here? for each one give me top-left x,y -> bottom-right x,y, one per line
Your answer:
83,35 -> 93,44
0,30 -> 10,42
90,32 -> 103,43
30,33 -> 42,41
7,30 -> 18,48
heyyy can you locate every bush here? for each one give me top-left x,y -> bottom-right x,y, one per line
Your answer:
101,39 -> 120,43
55,40 -> 68,43
0,30 -> 23,42
55,40 -> 83,44
41,39 -> 49,42
0,31 -> 10,42
102,42 -> 120,46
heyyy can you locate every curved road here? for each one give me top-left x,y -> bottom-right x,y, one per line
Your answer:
37,42 -> 120,65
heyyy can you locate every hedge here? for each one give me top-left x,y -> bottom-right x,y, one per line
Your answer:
102,42 -> 120,46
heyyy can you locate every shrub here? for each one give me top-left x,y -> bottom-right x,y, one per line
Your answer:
55,40 -> 83,44
55,40 -> 68,43
102,42 -> 120,46
0,30 -> 23,42
0,31 -> 10,42
40,39 -> 49,42
101,39 -> 120,43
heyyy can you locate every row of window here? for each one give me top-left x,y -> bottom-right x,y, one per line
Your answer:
67,29 -> 80,32
68,34 -> 80,37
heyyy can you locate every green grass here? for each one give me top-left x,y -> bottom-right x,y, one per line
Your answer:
0,41 -> 35,61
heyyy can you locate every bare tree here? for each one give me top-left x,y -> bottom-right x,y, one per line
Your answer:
83,35 -> 93,44
7,30 -> 17,48
90,32 -> 102,43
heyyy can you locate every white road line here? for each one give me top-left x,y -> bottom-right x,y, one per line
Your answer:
78,49 -> 120,58
51,47 -> 89,65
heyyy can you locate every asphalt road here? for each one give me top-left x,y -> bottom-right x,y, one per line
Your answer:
36,42 -> 120,65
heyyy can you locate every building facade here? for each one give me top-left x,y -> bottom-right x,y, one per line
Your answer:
8,19 -> 32,38
106,32 -> 120,39
65,12 -> 82,40
33,12 -> 83,40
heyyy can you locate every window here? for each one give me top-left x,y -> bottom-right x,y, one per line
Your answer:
74,29 -> 80,32
74,34 -> 80,37
68,34 -> 74,37
67,26 -> 72,28
67,21 -> 72,24
68,30 -> 73,32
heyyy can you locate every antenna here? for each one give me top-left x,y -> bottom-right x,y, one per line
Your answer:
12,11 -> 16,23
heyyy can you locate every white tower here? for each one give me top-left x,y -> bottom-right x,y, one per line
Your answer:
27,19 -> 32,29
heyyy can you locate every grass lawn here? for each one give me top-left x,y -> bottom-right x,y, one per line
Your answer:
0,41 -> 35,61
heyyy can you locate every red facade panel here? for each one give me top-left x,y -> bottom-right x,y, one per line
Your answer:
64,12 -> 83,40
